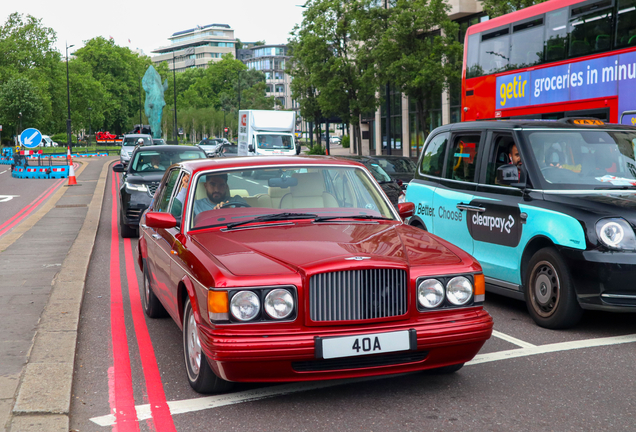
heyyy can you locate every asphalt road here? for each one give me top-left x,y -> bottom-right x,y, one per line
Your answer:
71,168 -> 636,432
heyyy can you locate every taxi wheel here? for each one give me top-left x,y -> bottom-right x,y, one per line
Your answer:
525,247 -> 583,329
182,298 -> 233,394
142,270 -> 167,318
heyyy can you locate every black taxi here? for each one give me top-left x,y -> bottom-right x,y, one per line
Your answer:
405,118 -> 636,329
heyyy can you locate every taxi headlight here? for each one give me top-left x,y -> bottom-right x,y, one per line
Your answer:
596,218 -> 636,251
417,279 -> 445,308
446,276 -> 473,306
264,289 -> 294,319
230,291 -> 260,321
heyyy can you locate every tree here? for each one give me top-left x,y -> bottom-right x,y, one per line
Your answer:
374,0 -> 462,144
288,0 -> 380,154
478,0 -> 548,18
0,77 -> 44,138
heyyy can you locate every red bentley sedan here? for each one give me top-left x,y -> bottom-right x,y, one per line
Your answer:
137,156 -> 493,393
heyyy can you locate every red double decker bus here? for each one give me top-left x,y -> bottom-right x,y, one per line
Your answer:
462,0 -> 636,125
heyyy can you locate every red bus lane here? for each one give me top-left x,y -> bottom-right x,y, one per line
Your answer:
109,172 -> 176,431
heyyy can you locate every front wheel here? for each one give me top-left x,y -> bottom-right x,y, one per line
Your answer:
119,210 -> 138,238
142,270 -> 168,318
525,247 -> 582,329
183,298 -> 233,394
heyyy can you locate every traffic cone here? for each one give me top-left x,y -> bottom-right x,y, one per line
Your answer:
66,147 -> 77,186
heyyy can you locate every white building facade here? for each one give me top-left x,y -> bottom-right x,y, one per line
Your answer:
243,44 -> 297,110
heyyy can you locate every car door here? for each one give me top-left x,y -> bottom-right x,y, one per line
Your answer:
470,130 -> 527,291
145,168 -> 182,319
431,131 -> 484,255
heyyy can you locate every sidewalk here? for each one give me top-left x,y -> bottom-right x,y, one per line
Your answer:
0,156 -> 115,432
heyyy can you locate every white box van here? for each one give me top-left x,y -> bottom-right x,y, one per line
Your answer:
238,110 -> 300,156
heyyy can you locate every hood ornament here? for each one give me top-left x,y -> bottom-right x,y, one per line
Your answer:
345,256 -> 371,261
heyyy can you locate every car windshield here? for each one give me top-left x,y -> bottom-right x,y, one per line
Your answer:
130,149 -> 206,173
373,158 -> 417,174
153,139 -> 166,145
189,165 -> 396,229
256,134 -> 293,150
123,136 -> 151,147
524,130 -> 636,189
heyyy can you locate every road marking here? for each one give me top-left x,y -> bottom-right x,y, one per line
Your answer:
492,330 -> 536,348
0,170 -> 7,175
0,195 -> 19,203
89,332 -> 636,427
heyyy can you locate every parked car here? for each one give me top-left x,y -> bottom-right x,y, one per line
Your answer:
112,145 -> 207,237
365,155 -> 417,189
120,134 -> 153,166
138,155 -> 493,393
198,138 -> 227,157
337,155 -> 403,207
41,135 -> 58,147
406,118 -> 636,329
329,136 -> 342,144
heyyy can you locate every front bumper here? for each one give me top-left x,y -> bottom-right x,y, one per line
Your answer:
562,248 -> 636,311
198,310 -> 493,382
120,189 -> 152,227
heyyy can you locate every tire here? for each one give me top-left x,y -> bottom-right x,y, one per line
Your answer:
425,363 -> 464,375
119,210 -> 138,238
525,247 -> 583,329
183,298 -> 233,394
142,270 -> 168,318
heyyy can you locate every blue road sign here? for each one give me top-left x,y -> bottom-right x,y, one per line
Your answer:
20,128 -> 42,149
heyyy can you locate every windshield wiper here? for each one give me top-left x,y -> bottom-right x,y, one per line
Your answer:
314,215 -> 392,222
224,213 -> 319,230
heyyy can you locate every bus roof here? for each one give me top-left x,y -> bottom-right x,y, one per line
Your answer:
466,0 -> 583,36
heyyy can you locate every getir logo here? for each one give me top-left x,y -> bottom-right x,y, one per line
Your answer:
240,114 -> 247,127
496,71 -> 530,108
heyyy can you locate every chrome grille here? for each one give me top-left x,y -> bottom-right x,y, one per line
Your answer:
147,182 -> 159,196
309,269 -> 407,322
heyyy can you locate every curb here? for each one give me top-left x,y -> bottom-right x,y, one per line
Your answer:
8,160 -> 113,432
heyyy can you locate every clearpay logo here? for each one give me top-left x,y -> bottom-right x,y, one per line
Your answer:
472,213 -> 515,234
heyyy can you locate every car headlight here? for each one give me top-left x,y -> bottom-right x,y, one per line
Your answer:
264,289 -> 294,319
446,276 -> 473,306
417,279 -> 445,308
230,291 -> 260,321
596,218 -> 636,251
125,182 -> 148,192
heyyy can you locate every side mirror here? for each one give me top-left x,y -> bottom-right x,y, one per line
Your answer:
145,212 -> 177,229
496,164 -> 527,188
112,163 -> 125,173
248,144 -> 255,153
398,202 -> 415,220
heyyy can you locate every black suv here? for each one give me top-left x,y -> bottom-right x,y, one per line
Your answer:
112,145 -> 206,237
406,118 -> 636,329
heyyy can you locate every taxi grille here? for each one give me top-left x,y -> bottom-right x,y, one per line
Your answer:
147,182 -> 159,196
309,269 -> 407,322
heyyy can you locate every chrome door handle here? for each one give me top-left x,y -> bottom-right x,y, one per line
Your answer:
152,234 -> 161,239
140,224 -> 148,229
456,203 -> 486,212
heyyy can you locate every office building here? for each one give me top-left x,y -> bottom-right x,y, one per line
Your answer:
243,44 -> 297,110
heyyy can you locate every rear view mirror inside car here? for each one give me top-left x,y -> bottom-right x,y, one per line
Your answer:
268,177 -> 298,188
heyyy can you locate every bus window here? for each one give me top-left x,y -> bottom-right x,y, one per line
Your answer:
569,0 -> 613,57
615,0 -> 636,48
510,18 -> 545,68
545,8 -> 568,62
466,33 -> 481,78
479,27 -> 510,76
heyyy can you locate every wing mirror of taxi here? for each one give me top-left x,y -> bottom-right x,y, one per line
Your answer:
112,163 -> 125,173
496,164 -> 527,189
145,212 -> 177,229
398,202 -> 415,220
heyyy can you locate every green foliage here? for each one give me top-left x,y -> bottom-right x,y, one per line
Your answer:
478,0 -> 548,18
50,132 -> 77,143
306,143 -> 326,155
0,77 -> 44,135
341,135 -> 350,148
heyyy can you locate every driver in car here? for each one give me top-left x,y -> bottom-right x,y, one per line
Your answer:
193,173 -> 248,214
140,154 -> 165,171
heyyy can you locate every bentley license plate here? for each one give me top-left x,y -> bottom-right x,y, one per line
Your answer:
320,330 -> 411,360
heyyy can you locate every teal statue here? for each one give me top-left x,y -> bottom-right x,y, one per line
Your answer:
142,66 -> 168,139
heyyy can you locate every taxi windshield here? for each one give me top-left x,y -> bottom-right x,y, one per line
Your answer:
189,166 -> 396,229
256,134 -> 293,150
524,130 -> 636,189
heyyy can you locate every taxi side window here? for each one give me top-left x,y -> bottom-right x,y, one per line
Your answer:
156,169 -> 181,213
485,134 -> 517,185
445,133 -> 481,182
420,132 -> 448,177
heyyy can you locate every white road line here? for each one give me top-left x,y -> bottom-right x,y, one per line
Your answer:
246,179 -> 266,187
89,333 -> 636,427
0,170 -> 7,175
492,330 -> 536,348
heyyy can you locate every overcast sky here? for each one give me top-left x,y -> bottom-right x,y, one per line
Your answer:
6,0 -> 306,57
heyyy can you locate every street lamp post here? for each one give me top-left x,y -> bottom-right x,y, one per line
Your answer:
139,76 -> 142,129
172,52 -> 178,143
384,0 -> 391,156
66,43 -> 75,151
87,107 -> 92,146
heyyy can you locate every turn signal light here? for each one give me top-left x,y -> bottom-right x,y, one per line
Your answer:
474,273 -> 485,303
208,290 -> 229,321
